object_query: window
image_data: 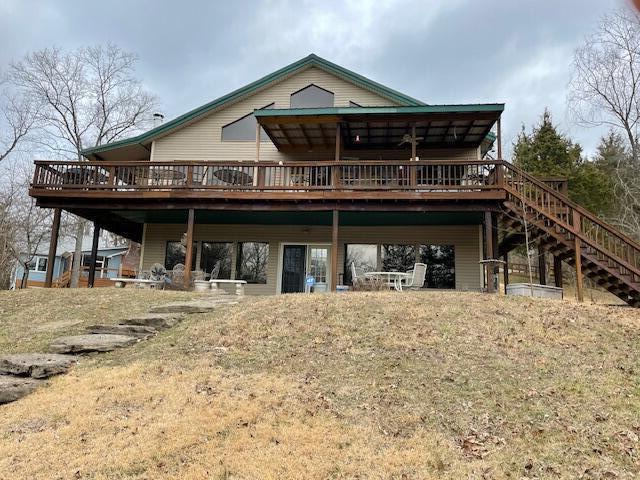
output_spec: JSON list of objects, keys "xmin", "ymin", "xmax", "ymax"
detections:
[
  {"xmin": 420, "ymin": 245, "xmax": 455, "ymax": 289},
  {"xmin": 200, "ymin": 242, "xmax": 232, "ymax": 279},
  {"xmin": 236, "ymin": 242, "xmax": 269, "ymax": 284},
  {"xmin": 221, "ymin": 103, "xmax": 274, "ymax": 141},
  {"xmin": 381, "ymin": 245, "xmax": 416, "ymax": 273},
  {"xmin": 165, "ymin": 241, "xmax": 197, "ymax": 271},
  {"xmin": 28, "ymin": 256, "xmax": 48, "ymax": 272},
  {"xmin": 81, "ymin": 254, "xmax": 109, "ymax": 277},
  {"xmin": 344, "ymin": 244, "xmax": 377, "ymax": 285},
  {"xmin": 290, "ymin": 84, "xmax": 334, "ymax": 108}
]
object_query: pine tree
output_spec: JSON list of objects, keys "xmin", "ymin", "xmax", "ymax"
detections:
[{"xmin": 513, "ymin": 110, "xmax": 614, "ymax": 216}]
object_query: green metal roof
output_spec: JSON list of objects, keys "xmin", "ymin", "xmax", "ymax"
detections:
[
  {"xmin": 254, "ymin": 104, "xmax": 505, "ymax": 118},
  {"xmin": 82, "ymin": 54, "xmax": 426, "ymax": 157}
]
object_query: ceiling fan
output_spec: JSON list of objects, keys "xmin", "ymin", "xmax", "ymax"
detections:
[{"xmin": 398, "ymin": 133, "xmax": 424, "ymax": 146}]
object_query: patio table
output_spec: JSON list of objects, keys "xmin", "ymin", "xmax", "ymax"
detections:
[{"xmin": 364, "ymin": 271, "xmax": 411, "ymax": 291}]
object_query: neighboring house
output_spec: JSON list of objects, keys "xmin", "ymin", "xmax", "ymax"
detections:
[
  {"xmin": 27, "ymin": 54, "xmax": 640, "ymax": 305},
  {"xmin": 14, "ymin": 240, "xmax": 139, "ymax": 288}
]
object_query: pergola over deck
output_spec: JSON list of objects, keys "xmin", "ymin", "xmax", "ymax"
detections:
[{"xmin": 254, "ymin": 104, "xmax": 504, "ymax": 154}]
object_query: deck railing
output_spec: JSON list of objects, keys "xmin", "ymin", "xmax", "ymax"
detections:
[{"xmin": 32, "ymin": 159, "xmax": 505, "ymax": 193}]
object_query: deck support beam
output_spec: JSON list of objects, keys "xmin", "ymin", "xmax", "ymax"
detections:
[
  {"xmin": 44, "ymin": 208, "xmax": 62, "ymax": 288},
  {"xmin": 87, "ymin": 222, "xmax": 101, "ymax": 288},
  {"xmin": 573, "ymin": 211, "xmax": 584, "ymax": 302},
  {"xmin": 502, "ymin": 252, "xmax": 509, "ymax": 294},
  {"xmin": 538, "ymin": 244, "xmax": 547, "ymax": 285},
  {"xmin": 184, "ymin": 208, "xmax": 195, "ymax": 288},
  {"xmin": 484, "ymin": 211, "xmax": 495, "ymax": 293},
  {"xmin": 497, "ymin": 117, "xmax": 503, "ymax": 159},
  {"xmin": 553, "ymin": 255, "xmax": 563, "ymax": 288},
  {"xmin": 331, "ymin": 210, "xmax": 339, "ymax": 291}
]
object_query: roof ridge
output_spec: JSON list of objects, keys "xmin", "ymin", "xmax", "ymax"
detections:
[{"xmin": 83, "ymin": 54, "xmax": 425, "ymax": 157}]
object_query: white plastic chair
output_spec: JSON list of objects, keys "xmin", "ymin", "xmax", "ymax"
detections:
[{"xmin": 400, "ymin": 263, "xmax": 427, "ymax": 291}]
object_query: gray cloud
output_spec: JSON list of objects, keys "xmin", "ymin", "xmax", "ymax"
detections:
[{"xmin": 0, "ymin": 0, "xmax": 623, "ymax": 156}]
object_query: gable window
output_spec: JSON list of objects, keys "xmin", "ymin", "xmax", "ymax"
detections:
[
  {"xmin": 27, "ymin": 256, "xmax": 48, "ymax": 272},
  {"xmin": 200, "ymin": 242, "xmax": 233, "ymax": 279},
  {"xmin": 290, "ymin": 84, "xmax": 334, "ymax": 108},
  {"xmin": 236, "ymin": 242, "xmax": 268, "ymax": 284},
  {"xmin": 221, "ymin": 103, "xmax": 274, "ymax": 141}
]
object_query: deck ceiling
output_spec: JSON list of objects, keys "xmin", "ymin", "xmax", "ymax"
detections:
[{"xmin": 255, "ymin": 105, "xmax": 503, "ymax": 151}]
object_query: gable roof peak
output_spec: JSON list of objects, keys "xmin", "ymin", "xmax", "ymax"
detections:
[{"xmin": 82, "ymin": 53, "xmax": 424, "ymax": 158}]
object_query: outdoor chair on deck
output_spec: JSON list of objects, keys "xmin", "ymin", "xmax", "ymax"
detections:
[
  {"xmin": 170, "ymin": 263, "xmax": 186, "ymax": 289},
  {"xmin": 400, "ymin": 263, "xmax": 427, "ymax": 291}
]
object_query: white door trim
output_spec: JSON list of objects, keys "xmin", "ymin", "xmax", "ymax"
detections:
[{"xmin": 276, "ymin": 242, "xmax": 332, "ymax": 294}]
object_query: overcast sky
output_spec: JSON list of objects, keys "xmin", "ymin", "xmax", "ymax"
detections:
[{"xmin": 0, "ymin": 0, "xmax": 626, "ymax": 157}]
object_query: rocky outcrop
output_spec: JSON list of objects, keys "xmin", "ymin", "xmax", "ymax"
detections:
[
  {"xmin": 0, "ymin": 353, "xmax": 76, "ymax": 379},
  {"xmin": 48, "ymin": 334, "xmax": 138, "ymax": 354},
  {"xmin": 0, "ymin": 375, "xmax": 43, "ymax": 404}
]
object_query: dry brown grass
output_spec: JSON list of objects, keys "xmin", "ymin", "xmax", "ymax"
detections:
[
  {"xmin": 1, "ymin": 289, "xmax": 640, "ymax": 479},
  {"xmin": 0, "ymin": 288, "xmax": 199, "ymax": 353}
]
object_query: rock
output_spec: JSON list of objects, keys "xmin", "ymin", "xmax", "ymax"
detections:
[
  {"xmin": 118, "ymin": 313, "xmax": 183, "ymax": 329},
  {"xmin": 0, "ymin": 375, "xmax": 43, "ymax": 404},
  {"xmin": 0, "ymin": 353, "xmax": 76, "ymax": 379},
  {"xmin": 148, "ymin": 299, "xmax": 233, "ymax": 314},
  {"xmin": 48, "ymin": 334, "xmax": 138, "ymax": 354},
  {"xmin": 86, "ymin": 324, "xmax": 158, "ymax": 339}
]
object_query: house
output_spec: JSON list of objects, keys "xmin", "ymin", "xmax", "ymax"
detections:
[
  {"xmin": 13, "ymin": 240, "xmax": 139, "ymax": 288},
  {"xmin": 28, "ymin": 54, "xmax": 640, "ymax": 305}
]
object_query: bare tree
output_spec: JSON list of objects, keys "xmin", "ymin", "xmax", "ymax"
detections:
[
  {"xmin": 0, "ymin": 161, "xmax": 51, "ymax": 289},
  {"xmin": 569, "ymin": 7, "xmax": 640, "ymax": 238},
  {"xmin": 8, "ymin": 44, "xmax": 157, "ymax": 286},
  {"xmin": 0, "ymin": 88, "xmax": 38, "ymax": 163}
]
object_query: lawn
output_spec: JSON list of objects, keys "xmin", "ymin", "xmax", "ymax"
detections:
[{"xmin": 0, "ymin": 288, "xmax": 639, "ymax": 479}]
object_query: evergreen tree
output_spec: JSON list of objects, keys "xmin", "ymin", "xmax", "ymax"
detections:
[{"xmin": 513, "ymin": 110, "xmax": 614, "ymax": 216}]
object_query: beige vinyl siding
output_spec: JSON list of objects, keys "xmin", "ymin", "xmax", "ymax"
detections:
[
  {"xmin": 152, "ymin": 66, "xmax": 401, "ymax": 163},
  {"xmin": 142, "ymin": 224, "xmax": 482, "ymax": 295}
]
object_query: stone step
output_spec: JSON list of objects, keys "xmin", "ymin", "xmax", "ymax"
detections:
[
  {"xmin": 148, "ymin": 299, "xmax": 238, "ymax": 314},
  {"xmin": 49, "ymin": 334, "xmax": 138, "ymax": 354},
  {"xmin": 0, "ymin": 375, "xmax": 43, "ymax": 404},
  {"xmin": 118, "ymin": 313, "xmax": 184, "ymax": 329},
  {"xmin": 0, "ymin": 353, "xmax": 77, "ymax": 379},
  {"xmin": 86, "ymin": 324, "xmax": 158, "ymax": 339}
]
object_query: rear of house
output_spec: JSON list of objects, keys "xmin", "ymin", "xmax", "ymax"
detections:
[{"xmin": 31, "ymin": 54, "xmax": 640, "ymax": 305}]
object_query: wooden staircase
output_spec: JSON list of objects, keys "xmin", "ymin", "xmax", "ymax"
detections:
[{"xmin": 499, "ymin": 162, "xmax": 640, "ymax": 307}]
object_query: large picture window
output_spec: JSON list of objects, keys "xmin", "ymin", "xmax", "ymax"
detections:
[
  {"xmin": 344, "ymin": 244, "xmax": 377, "ymax": 285},
  {"xmin": 200, "ymin": 242, "xmax": 232, "ymax": 279},
  {"xmin": 381, "ymin": 244, "xmax": 416, "ymax": 273},
  {"xmin": 165, "ymin": 241, "xmax": 197, "ymax": 271},
  {"xmin": 236, "ymin": 242, "xmax": 268, "ymax": 284},
  {"xmin": 420, "ymin": 245, "xmax": 455, "ymax": 289}
]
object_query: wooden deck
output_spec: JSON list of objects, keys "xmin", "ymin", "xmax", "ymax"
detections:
[{"xmin": 30, "ymin": 159, "xmax": 507, "ymax": 203}]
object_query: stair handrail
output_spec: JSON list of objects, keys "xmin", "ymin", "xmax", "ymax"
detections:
[{"xmin": 501, "ymin": 161, "xmax": 640, "ymax": 274}]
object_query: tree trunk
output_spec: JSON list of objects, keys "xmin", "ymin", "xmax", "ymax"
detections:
[
  {"xmin": 70, "ymin": 220, "xmax": 86, "ymax": 288},
  {"xmin": 20, "ymin": 267, "xmax": 29, "ymax": 289}
]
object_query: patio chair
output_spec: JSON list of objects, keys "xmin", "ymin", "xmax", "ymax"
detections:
[
  {"xmin": 400, "ymin": 263, "xmax": 427, "ymax": 291},
  {"xmin": 171, "ymin": 264, "xmax": 186, "ymax": 289},
  {"xmin": 210, "ymin": 261, "xmax": 221, "ymax": 280}
]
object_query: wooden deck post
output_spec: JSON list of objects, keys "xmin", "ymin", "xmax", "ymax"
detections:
[
  {"xmin": 572, "ymin": 210, "xmax": 584, "ymax": 302},
  {"xmin": 87, "ymin": 222, "xmax": 101, "ymax": 288},
  {"xmin": 538, "ymin": 244, "xmax": 547, "ymax": 286},
  {"xmin": 553, "ymin": 255, "xmax": 563, "ymax": 288},
  {"xmin": 184, "ymin": 208, "xmax": 195, "ymax": 288},
  {"xmin": 503, "ymin": 252, "xmax": 509, "ymax": 294},
  {"xmin": 410, "ymin": 124, "xmax": 417, "ymax": 186},
  {"xmin": 484, "ymin": 211, "xmax": 495, "ymax": 293},
  {"xmin": 331, "ymin": 210, "xmax": 339, "ymax": 291},
  {"xmin": 44, "ymin": 208, "xmax": 62, "ymax": 288},
  {"xmin": 332, "ymin": 123, "xmax": 341, "ymax": 188},
  {"xmin": 497, "ymin": 117, "xmax": 503, "ymax": 159}
]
